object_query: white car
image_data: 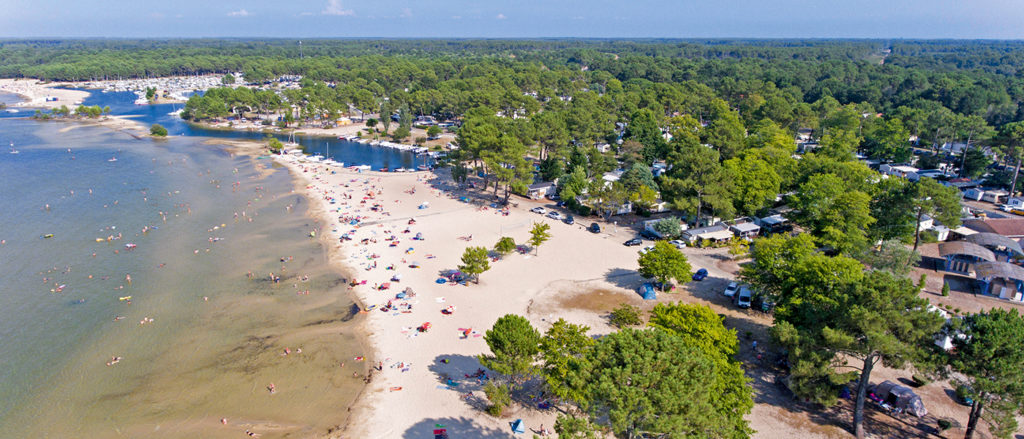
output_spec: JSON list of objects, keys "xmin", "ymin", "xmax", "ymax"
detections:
[
  {"xmin": 999, "ymin": 204, "xmax": 1014, "ymax": 212},
  {"xmin": 640, "ymin": 245, "xmax": 655, "ymax": 255},
  {"xmin": 723, "ymin": 282, "xmax": 739, "ymax": 298},
  {"xmin": 546, "ymin": 211, "xmax": 562, "ymax": 220},
  {"xmin": 669, "ymin": 239, "xmax": 687, "ymax": 249},
  {"xmin": 530, "ymin": 207, "xmax": 546, "ymax": 214}
]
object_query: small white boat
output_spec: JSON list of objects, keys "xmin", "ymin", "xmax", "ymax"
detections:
[
  {"xmin": 108, "ymin": 157, "xmax": 118, "ymax": 162},
  {"xmin": 9, "ymin": 142, "xmax": 18, "ymax": 154}
]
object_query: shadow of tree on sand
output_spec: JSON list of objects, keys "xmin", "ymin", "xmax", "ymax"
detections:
[
  {"xmin": 401, "ymin": 416, "xmax": 513, "ymax": 439},
  {"xmin": 604, "ymin": 267, "xmax": 643, "ymax": 290},
  {"xmin": 426, "ymin": 354, "xmax": 492, "ymax": 412}
]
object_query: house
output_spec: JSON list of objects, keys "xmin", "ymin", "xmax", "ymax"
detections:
[
  {"xmin": 651, "ymin": 161, "xmax": 668, "ymax": 177},
  {"xmin": 681, "ymin": 224, "xmax": 733, "ymax": 246},
  {"xmin": 963, "ymin": 188, "xmax": 985, "ymax": 201},
  {"xmin": 982, "ymin": 189, "xmax": 1009, "ymax": 204},
  {"xmin": 730, "ymin": 222, "xmax": 761, "ymax": 239},
  {"xmin": 755, "ymin": 214, "xmax": 790, "ymax": 234},
  {"xmin": 1007, "ymin": 198, "xmax": 1024, "ymax": 209},
  {"xmin": 964, "ymin": 218, "xmax": 1024, "ymax": 240},
  {"xmin": 918, "ymin": 214, "xmax": 934, "ymax": 232},
  {"xmin": 643, "ymin": 218, "xmax": 688, "ymax": 238},
  {"xmin": 944, "ymin": 178, "xmax": 980, "ymax": 191},
  {"xmin": 796, "ymin": 128, "xmax": 814, "ymax": 142},
  {"xmin": 915, "ymin": 169, "xmax": 948, "ymax": 180},
  {"xmin": 880, "ymin": 164, "xmax": 920, "ymax": 181},
  {"xmin": 602, "ymin": 170, "xmax": 624, "ymax": 186},
  {"xmin": 526, "ymin": 182, "xmax": 556, "ymax": 200},
  {"xmin": 595, "ymin": 143, "xmax": 611, "ymax": 153}
]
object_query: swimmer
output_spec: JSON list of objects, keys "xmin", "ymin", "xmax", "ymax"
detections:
[{"xmin": 106, "ymin": 356, "xmax": 122, "ymax": 366}]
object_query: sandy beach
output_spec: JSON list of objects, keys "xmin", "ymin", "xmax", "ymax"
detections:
[
  {"xmin": 0, "ymin": 78, "xmax": 90, "ymax": 109},
  {"xmin": 270, "ymin": 153, "xmax": 754, "ymax": 438}
]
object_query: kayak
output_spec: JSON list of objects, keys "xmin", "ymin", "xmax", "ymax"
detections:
[
  {"xmin": 42, "ymin": 234, "xmax": 54, "ymax": 239},
  {"xmin": 118, "ymin": 296, "xmax": 132, "ymax": 301}
]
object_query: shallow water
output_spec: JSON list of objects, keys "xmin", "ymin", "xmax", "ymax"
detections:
[{"xmin": 0, "ymin": 118, "xmax": 366, "ymax": 437}]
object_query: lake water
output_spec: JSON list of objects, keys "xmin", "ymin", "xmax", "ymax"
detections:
[
  {"xmin": 0, "ymin": 98, "xmax": 368, "ymax": 437},
  {"xmin": 77, "ymin": 90, "xmax": 432, "ymax": 171}
]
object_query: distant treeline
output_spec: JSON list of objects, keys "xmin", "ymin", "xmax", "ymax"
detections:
[{"xmin": 3, "ymin": 39, "xmax": 1024, "ymax": 126}]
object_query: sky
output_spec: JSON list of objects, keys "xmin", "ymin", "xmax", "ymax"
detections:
[{"xmin": 1, "ymin": 0, "xmax": 1023, "ymax": 39}]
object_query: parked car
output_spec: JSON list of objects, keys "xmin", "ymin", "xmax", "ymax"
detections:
[
  {"xmin": 735, "ymin": 287, "xmax": 752, "ymax": 308},
  {"xmin": 563, "ymin": 215, "xmax": 575, "ymax": 225},
  {"xmin": 692, "ymin": 268, "xmax": 708, "ymax": 281},
  {"xmin": 639, "ymin": 229, "xmax": 661, "ymax": 240},
  {"xmin": 668, "ymin": 239, "xmax": 687, "ymax": 249},
  {"xmin": 753, "ymin": 293, "xmax": 775, "ymax": 313},
  {"xmin": 999, "ymin": 204, "xmax": 1013, "ymax": 212},
  {"xmin": 623, "ymin": 238, "xmax": 642, "ymax": 246},
  {"xmin": 723, "ymin": 282, "xmax": 739, "ymax": 298},
  {"xmin": 530, "ymin": 207, "xmax": 546, "ymax": 214},
  {"xmin": 588, "ymin": 223, "xmax": 601, "ymax": 233},
  {"xmin": 546, "ymin": 211, "xmax": 562, "ymax": 220},
  {"xmin": 640, "ymin": 245, "xmax": 655, "ymax": 255}
]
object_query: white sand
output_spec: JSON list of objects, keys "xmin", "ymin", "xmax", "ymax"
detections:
[
  {"xmin": 271, "ymin": 154, "xmax": 747, "ymax": 438},
  {"xmin": 0, "ymin": 78, "xmax": 91, "ymax": 109}
]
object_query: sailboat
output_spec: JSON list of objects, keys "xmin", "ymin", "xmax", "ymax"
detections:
[{"xmin": 9, "ymin": 141, "xmax": 18, "ymax": 154}]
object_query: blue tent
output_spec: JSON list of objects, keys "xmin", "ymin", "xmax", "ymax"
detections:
[
  {"xmin": 511, "ymin": 419, "xmax": 525, "ymax": 434},
  {"xmin": 639, "ymin": 283, "xmax": 657, "ymax": 300}
]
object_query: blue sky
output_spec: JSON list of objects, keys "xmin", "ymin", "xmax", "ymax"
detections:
[{"xmin": 1, "ymin": 0, "xmax": 1022, "ymax": 39}]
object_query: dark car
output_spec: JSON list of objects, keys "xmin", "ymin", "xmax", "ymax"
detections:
[
  {"xmin": 639, "ymin": 229, "xmax": 660, "ymax": 240},
  {"xmin": 563, "ymin": 215, "xmax": 574, "ymax": 225},
  {"xmin": 588, "ymin": 223, "xmax": 601, "ymax": 233},
  {"xmin": 624, "ymin": 238, "xmax": 642, "ymax": 246},
  {"xmin": 692, "ymin": 268, "xmax": 708, "ymax": 281}
]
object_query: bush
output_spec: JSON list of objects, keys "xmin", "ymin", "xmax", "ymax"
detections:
[
  {"xmin": 955, "ymin": 384, "xmax": 972, "ymax": 401},
  {"xmin": 918, "ymin": 273, "xmax": 927, "ymax": 288},
  {"xmin": 149, "ymin": 124, "xmax": 168, "ymax": 137},
  {"xmin": 938, "ymin": 419, "xmax": 952, "ymax": 431},
  {"xmin": 483, "ymin": 381, "xmax": 510, "ymax": 417},
  {"xmin": 415, "ymin": 136, "xmax": 427, "ymax": 144},
  {"xmin": 954, "ymin": 307, "xmax": 961, "ymax": 314},
  {"xmin": 609, "ymin": 304, "xmax": 642, "ymax": 328},
  {"xmin": 911, "ymin": 374, "xmax": 930, "ymax": 387},
  {"xmin": 919, "ymin": 229, "xmax": 939, "ymax": 244},
  {"xmin": 941, "ymin": 282, "xmax": 950, "ymax": 296}
]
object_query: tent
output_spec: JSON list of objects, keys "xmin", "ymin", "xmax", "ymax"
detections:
[
  {"xmin": 638, "ymin": 283, "xmax": 657, "ymax": 300},
  {"xmin": 871, "ymin": 380, "xmax": 927, "ymax": 417},
  {"xmin": 511, "ymin": 419, "xmax": 525, "ymax": 434}
]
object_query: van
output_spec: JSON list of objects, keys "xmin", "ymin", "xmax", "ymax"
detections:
[{"xmin": 735, "ymin": 287, "xmax": 752, "ymax": 309}]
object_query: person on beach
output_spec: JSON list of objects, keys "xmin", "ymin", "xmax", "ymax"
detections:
[{"xmin": 267, "ymin": 383, "xmax": 275, "ymax": 394}]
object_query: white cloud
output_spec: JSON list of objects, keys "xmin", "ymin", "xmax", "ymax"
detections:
[
  {"xmin": 227, "ymin": 9, "xmax": 250, "ymax": 17},
  {"xmin": 298, "ymin": 12, "xmax": 314, "ymax": 16},
  {"xmin": 322, "ymin": 0, "xmax": 355, "ymax": 16},
  {"xmin": 496, "ymin": 13, "xmax": 506, "ymax": 20},
  {"xmin": 400, "ymin": 7, "xmax": 413, "ymax": 18},
  {"xmin": 451, "ymin": 15, "xmax": 462, "ymax": 20}
]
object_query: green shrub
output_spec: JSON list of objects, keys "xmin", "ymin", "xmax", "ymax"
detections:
[
  {"xmin": 149, "ymin": 123, "xmax": 168, "ymax": 137},
  {"xmin": 938, "ymin": 419, "xmax": 952, "ymax": 431},
  {"xmin": 609, "ymin": 304, "xmax": 642, "ymax": 328},
  {"xmin": 918, "ymin": 273, "xmax": 928, "ymax": 288},
  {"xmin": 911, "ymin": 374, "xmax": 930, "ymax": 387},
  {"xmin": 954, "ymin": 307, "xmax": 961, "ymax": 314},
  {"xmin": 941, "ymin": 282, "xmax": 950, "ymax": 296},
  {"xmin": 483, "ymin": 381, "xmax": 510, "ymax": 417}
]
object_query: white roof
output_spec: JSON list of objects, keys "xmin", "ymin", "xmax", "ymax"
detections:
[
  {"xmin": 698, "ymin": 229, "xmax": 734, "ymax": 240},
  {"xmin": 731, "ymin": 222, "xmax": 760, "ymax": 233},
  {"xmin": 761, "ymin": 214, "xmax": 787, "ymax": 225}
]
